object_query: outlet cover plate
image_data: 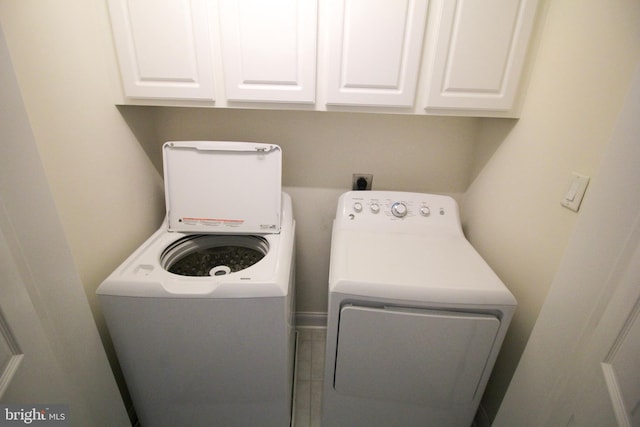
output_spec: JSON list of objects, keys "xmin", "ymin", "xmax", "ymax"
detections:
[{"xmin": 561, "ymin": 173, "xmax": 590, "ymax": 212}]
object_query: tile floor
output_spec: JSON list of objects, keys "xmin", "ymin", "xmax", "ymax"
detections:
[{"xmin": 292, "ymin": 327, "xmax": 326, "ymax": 427}]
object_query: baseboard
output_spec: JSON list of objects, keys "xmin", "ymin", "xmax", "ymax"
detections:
[
  {"xmin": 128, "ymin": 404, "xmax": 139, "ymax": 427},
  {"xmin": 473, "ymin": 404, "xmax": 491, "ymax": 427},
  {"xmin": 295, "ymin": 312, "xmax": 327, "ymax": 328}
]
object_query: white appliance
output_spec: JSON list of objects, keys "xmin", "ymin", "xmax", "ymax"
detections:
[
  {"xmin": 322, "ymin": 191, "xmax": 516, "ymax": 427},
  {"xmin": 97, "ymin": 141, "xmax": 295, "ymax": 427}
]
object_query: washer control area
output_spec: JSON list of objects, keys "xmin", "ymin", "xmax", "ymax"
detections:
[
  {"xmin": 347, "ymin": 193, "xmax": 450, "ymax": 218},
  {"xmin": 338, "ymin": 191, "xmax": 462, "ymax": 234}
]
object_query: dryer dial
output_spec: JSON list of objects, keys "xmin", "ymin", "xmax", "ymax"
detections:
[{"xmin": 391, "ymin": 202, "xmax": 408, "ymax": 218}]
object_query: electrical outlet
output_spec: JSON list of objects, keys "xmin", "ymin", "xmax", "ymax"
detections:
[{"xmin": 352, "ymin": 174, "xmax": 373, "ymax": 191}]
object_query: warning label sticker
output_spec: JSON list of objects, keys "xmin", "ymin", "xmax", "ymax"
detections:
[{"xmin": 179, "ymin": 217, "xmax": 245, "ymax": 228}]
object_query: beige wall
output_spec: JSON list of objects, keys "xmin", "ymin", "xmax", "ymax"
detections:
[
  {"xmin": 149, "ymin": 108, "xmax": 479, "ymax": 193},
  {"xmin": 0, "ymin": 0, "xmax": 165, "ymax": 312},
  {"xmin": 462, "ymin": 0, "xmax": 640, "ymax": 419}
]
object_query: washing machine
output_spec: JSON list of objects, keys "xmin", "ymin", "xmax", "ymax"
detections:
[
  {"xmin": 97, "ymin": 141, "xmax": 296, "ymax": 427},
  {"xmin": 322, "ymin": 191, "xmax": 516, "ymax": 427}
]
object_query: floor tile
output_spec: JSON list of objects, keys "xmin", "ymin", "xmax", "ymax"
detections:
[{"xmin": 294, "ymin": 327, "xmax": 326, "ymax": 427}]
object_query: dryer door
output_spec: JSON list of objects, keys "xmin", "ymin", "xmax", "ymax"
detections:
[{"xmin": 334, "ymin": 305, "xmax": 500, "ymax": 405}]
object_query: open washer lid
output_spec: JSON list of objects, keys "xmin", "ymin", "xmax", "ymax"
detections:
[{"xmin": 163, "ymin": 141, "xmax": 282, "ymax": 234}]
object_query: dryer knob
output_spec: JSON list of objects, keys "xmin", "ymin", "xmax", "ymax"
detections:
[
  {"xmin": 391, "ymin": 202, "xmax": 408, "ymax": 218},
  {"xmin": 353, "ymin": 202, "xmax": 363, "ymax": 213}
]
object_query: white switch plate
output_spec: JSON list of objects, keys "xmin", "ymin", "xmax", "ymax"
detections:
[{"xmin": 561, "ymin": 173, "xmax": 590, "ymax": 212}]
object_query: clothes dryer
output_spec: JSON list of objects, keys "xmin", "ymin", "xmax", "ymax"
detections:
[
  {"xmin": 97, "ymin": 141, "xmax": 295, "ymax": 427},
  {"xmin": 322, "ymin": 191, "xmax": 516, "ymax": 427}
]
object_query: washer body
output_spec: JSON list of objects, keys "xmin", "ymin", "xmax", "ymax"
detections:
[
  {"xmin": 322, "ymin": 191, "xmax": 516, "ymax": 427},
  {"xmin": 97, "ymin": 142, "xmax": 295, "ymax": 427}
]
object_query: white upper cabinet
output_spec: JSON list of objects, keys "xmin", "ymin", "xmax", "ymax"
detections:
[
  {"xmin": 423, "ymin": 0, "xmax": 539, "ymax": 113},
  {"xmin": 108, "ymin": 0, "xmax": 216, "ymax": 101},
  {"xmin": 325, "ymin": 0, "xmax": 429, "ymax": 108},
  {"xmin": 218, "ymin": 0, "xmax": 318, "ymax": 103},
  {"xmin": 106, "ymin": 0, "xmax": 541, "ymax": 115}
]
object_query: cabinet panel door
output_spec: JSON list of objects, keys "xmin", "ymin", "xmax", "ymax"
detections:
[
  {"xmin": 108, "ymin": 0, "xmax": 215, "ymax": 100},
  {"xmin": 424, "ymin": 0, "xmax": 538, "ymax": 112},
  {"xmin": 326, "ymin": 0, "xmax": 428, "ymax": 107},
  {"xmin": 219, "ymin": 0, "xmax": 317, "ymax": 103}
]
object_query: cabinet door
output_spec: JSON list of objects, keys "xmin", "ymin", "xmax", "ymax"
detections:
[
  {"xmin": 326, "ymin": 0, "xmax": 428, "ymax": 108},
  {"xmin": 424, "ymin": 0, "xmax": 538, "ymax": 112},
  {"xmin": 108, "ymin": 0, "xmax": 215, "ymax": 100},
  {"xmin": 218, "ymin": 0, "xmax": 318, "ymax": 103}
]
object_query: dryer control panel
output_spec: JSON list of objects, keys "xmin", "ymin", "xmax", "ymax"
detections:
[{"xmin": 335, "ymin": 191, "xmax": 463, "ymax": 235}]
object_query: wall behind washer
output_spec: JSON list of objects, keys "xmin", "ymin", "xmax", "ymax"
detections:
[{"xmin": 143, "ymin": 107, "xmax": 481, "ymax": 313}]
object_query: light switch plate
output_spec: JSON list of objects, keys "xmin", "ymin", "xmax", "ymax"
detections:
[{"xmin": 561, "ymin": 173, "xmax": 590, "ymax": 212}]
